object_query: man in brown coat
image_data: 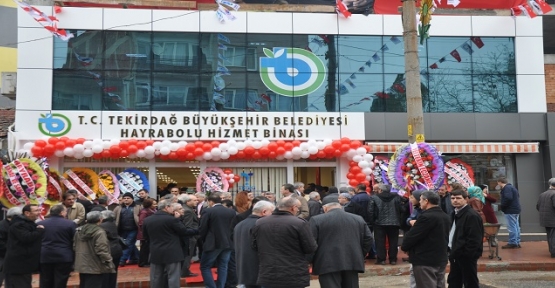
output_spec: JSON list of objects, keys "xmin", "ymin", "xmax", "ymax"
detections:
[
  {"xmin": 281, "ymin": 183, "xmax": 309, "ymax": 219},
  {"xmin": 537, "ymin": 178, "xmax": 555, "ymax": 257}
]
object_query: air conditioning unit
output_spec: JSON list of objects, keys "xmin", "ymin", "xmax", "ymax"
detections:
[{"xmin": 1, "ymin": 72, "xmax": 16, "ymax": 95}]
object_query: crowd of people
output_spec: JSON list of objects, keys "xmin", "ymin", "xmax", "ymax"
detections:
[{"xmin": 0, "ymin": 175, "xmax": 539, "ymax": 288}]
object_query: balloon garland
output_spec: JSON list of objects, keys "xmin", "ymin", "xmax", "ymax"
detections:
[
  {"xmin": 388, "ymin": 142, "xmax": 444, "ymax": 193},
  {"xmin": 444, "ymin": 158, "xmax": 475, "ymax": 188},
  {"xmin": 197, "ymin": 167, "xmax": 230, "ymax": 194},
  {"xmin": 0, "ymin": 158, "xmax": 47, "ymax": 208}
]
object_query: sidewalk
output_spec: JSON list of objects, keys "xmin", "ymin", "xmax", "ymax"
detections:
[{"xmin": 31, "ymin": 241, "xmax": 555, "ymax": 287}]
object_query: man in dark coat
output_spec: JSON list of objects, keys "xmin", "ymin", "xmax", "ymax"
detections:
[
  {"xmin": 498, "ymin": 177, "xmax": 521, "ymax": 249},
  {"xmin": 307, "ymin": 192, "xmax": 322, "ymax": 220},
  {"xmin": 447, "ymin": 189, "xmax": 484, "ymax": 288},
  {"xmin": 181, "ymin": 194, "xmax": 200, "ymax": 277},
  {"xmin": 321, "ymin": 186, "xmax": 340, "ymax": 205},
  {"xmin": 234, "ymin": 201, "xmax": 275, "ymax": 288},
  {"xmin": 4, "ymin": 204, "xmax": 45, "ymax": 288},
  {"xmin": 99, "ymin": 210, "xmax": 124, "ymax": 288},
  {"xmin": 438, "ymin": 184, "xmax": 454, "ymax": 219},
  {"xmin": 401, "ymin": 191, "xmax": 451, "ymax": 288},
  {"xmin": 39, "ymin": 204, "xmax": 77, "ymax": 288},
  {"xmin": 536, "ymin": 178, "xmax": 555, "ymax": 257},
  {"xmin": 309, "ymin": 202, "xmax": 372, "ymax": 288},
  {"xmin": 251, "ymin": 196, "xmax": 318, "ymax": 288},
  {"xmin": 339, "ymin": 193, "xmax": 364, "ymax": 216},
  {"xmin": 143, "ymin": 199, "xmax": 198, "ymax": 288},
  {"xmin": 199, "ymin": 194, "xmax": 237, "ymax": 288},
  {"xmin": 0, "ymin": 207, "xmax": 22, "ymax": 286},
  {"xmin": 350, "ymin": 184, "xmax": 371, "ymax": 223}
]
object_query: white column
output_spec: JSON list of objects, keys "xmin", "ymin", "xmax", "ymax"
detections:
[
  {"xmin": 336, "ymin": 157, "xmax": 350, "ymax": 187},
  {"xmin": 148, "ymin": 159, "xmax": 157, "ymax": 199},
  {"xmin": 286, "ymin": 159, "xmax": 294, "ymax": 184}
]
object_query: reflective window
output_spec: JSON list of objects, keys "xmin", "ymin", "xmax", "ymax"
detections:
[{"xmin": 53, "ymin": 32, "xmax": 517, "ymax": 113}]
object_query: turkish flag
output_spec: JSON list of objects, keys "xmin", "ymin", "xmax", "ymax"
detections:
[
  {"xmin": 471, "ymin": 37, "xmax": 484, "ymax": 49},
  {"xmin": 450, "ymin": 50, "xmax": 462, "ymax": 62},
  {"xmin": 429, "ymin": 63, "xmax": 439, "ymax": 69},
  {"xmin": 520, "ymin": 4, "xmax": 537, "ymax": 18},
  {"xmin": 530, "ymin": 0, "xmax": 553, "ymax": 15}
]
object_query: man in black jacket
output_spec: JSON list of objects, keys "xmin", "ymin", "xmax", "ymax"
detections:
[
  {"xmin": 498, "ymin": 177, "xmax": 521, "ymax": 249},
  {"xmin": 252, "ymin": 196, "xmax": 317, "ymax": 288},
  {"xmin": 4, "ymin": 204, "xmax": 45, "ymax": 288},
  {"xmin": 0, "ymin": 207, "xmax": 22, "ymax": 286},
  {"xmin": 199, "ymin": 194, "xmax": 237, "ymax": 288},
  {"xmin": 368, "ymin": 184, "xmax": 404, "ymax": 265},
  {"xmin": 39, "ymin": 204, "xmax": 77, "ymax": 288},
  {"xmin": 310, "ymin": 202, "xmax": 372, "ymax": 287},
  {"xmin": 143, "ymin": 199, "xmax": 197, "ymax": 288},
  {"xmin": 447, "ymin": 189, "xmax": 484, "ymax": 288},
  {"xmin": 401, "ymin": 191, "xmax": 451, "ymax": 287},
  {"xmin": 180, "ymin": 194, "xmax": 200, "ymax": 277}
]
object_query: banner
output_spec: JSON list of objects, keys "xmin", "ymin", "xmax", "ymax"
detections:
[{"xmin": 374, "ymin": 0, "xmax": 528, "ymax": 14}]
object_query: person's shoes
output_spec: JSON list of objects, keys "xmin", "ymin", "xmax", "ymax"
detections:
[
  {"xmin": 501, "ymin": 244, "xmax": 518, "ymax": 249},
  {"xmin": 127, "ymin": 260, "xmax": 139, "ymax": 265},
  {"xmin": 390, "ymin": 261, "xmax": 397, "ymax": 265},
  {"xmin": 401, "ymin": 257, "xmax": 410, "ymax": 262},
  {"xmin": 119, "ymin": 262, "xmax": 126, "ymax": 267},
  {"xmin": 375, "ymin": 261, "xmax": 386, "ymax": 265},
  {"xmin": 517, "ymin": 244, "xmax": 522, "ymax": 248},
  {"xmin": 181, "ymin": 273, "xmax": 198, "ymax": 277}
]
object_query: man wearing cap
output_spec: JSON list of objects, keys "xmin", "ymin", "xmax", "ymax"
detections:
[{"xmin": 113, "ymin": 192, "xmax": 141, "ymax": 267}]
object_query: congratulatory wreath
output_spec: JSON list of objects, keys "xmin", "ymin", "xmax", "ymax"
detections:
[
  {"xmin": 196, "ymin": 167, "xmax": 229, "ymax": 194},
  {"xmin": 388, "ymin": 142, "xmax": 444, "ymax": 193},
  {"xmin": 1, "ymin": 158, "xmax": 47, "ymax": 208},
  {"xmin": 444, "ymin": 158, "xmax": 475, "ymax": 188}
]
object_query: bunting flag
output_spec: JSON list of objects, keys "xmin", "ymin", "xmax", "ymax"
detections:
[
  {"xmin": 13, "ymin": 1, "xmax": 73, "ymax": 41},
  {"xmin": 336, "ymin": 0, "xmax": 352, "ymax": 18},
  {"xmin": 218, "ymin": 34, "xmax": 230, "ymax": 44},
  {"xmin": 461, "ymin": 42, "xmax": 473, "ymax": 55},
  {"xmin": 450, "ymin": 49, "xmax": 462, "ymax": 62},
  {"xmin": 215, "ymin": 33, "xmax": 230, "ymax": 110},
  {"xmin": 380, "ymin": 44, "xmax": 389, "ymax": 51},
  {"xmin": 528, "ymin": 0, "xmax": 553, "ymax": 15},
  {"xmin": 346, "ymin": 79, "xmax": 356, "ymax": 89},
  {"xmin": 215, "ymin": 0, "xmax": 240, "ymax": 23},
  {"xmin": 372, "ymin": 53, "xmax": 381, "ymax": 62},
  {"xmin": 470, "ymin": 37, "xmax": 484, "ymax": 48},
  {"xmin": 390, "ymin": 36, "xmax": 401, "ymax": 44},
  {"xmin": 438, "ymin": 57, "xmax": 446, "ymax": 63},
  {"xmin": 429, "ymin": 63, "xmax": 438, "ymax": 69},
  {"xmin": 427, "ymin": 38, "xmax": 486, "ymax": 70}
]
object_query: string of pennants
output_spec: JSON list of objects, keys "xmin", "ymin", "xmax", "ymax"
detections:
[
  {"xmin": 428, "ymin": 36, "xmax": 484, "ymax": 69},
  {"xmin": 13, "ymin": 0, "xmax": 73, "ymax": 41},
  {"xmin": 213, "ymin": 34, "xmax": 231, "ymax": 110},
  {"xmin": 511, "ymin": 0, "xmax": 552, "ymax": 18}
]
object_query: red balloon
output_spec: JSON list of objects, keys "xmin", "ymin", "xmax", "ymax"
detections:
[
  {"xmin": 202, "ymin": 143, "xmax": 213, "ymax": 152},
  {"xmin": 55, "ymin": 142, "xmax": 66, "ymax": 150},
  {"xmin": 169, "ymin": 152, "xmax": 178, "ymax": 159},
  {"xmin": 159, "ymin": 155, "xmax": 168, "ymax": 160},
  {"xmin": 349, "ymin": 179, "xmax": 359, "ymax": 187},
  {"xmin": 44, "ymin": 144, "xmax": 55, "ymax": 153},
  {"xmin": 211, "ymin": 141, "xmax": 221, "ymax": 148},
  {"xmin": 31, "ymin": 146, "xmax": 43, "ymax": 155},
  {"xmin": 76, "ymin": 138, "xmax": 86, "ymax": 144},
  {"xmin": 356, "ymin": 173, "xmax": 366, "ymax": 182},
  {"xmin": 195, "ymin": 141, "xmax": 204, "ymax": 148},
  {"xmin": 364, "ymin": 145, "xmax": 371, "ymax": 152},
  {"xmin": 350, "ymin": 140, "xmax": 362, "ymax": 149},
  {"xmin": 101, "ymin": 150, "xmax": 111, "ymax": 158},
  {"xmin": 243, "ymin": 146, "xmax": 255, "ymax": 155},
  {"xmin": 350, "ymin": 166, "xmax": 362, "ymax": 174},
  {"xmin": 363, "ymin": 180, "xmax": 371, "ymax": 187},
  {"xmin": 268, "ymin": 151, "xmax": 277, "ymax": 158},
  {"xmin": 224, "ymin": 169, "xmax": 233, "ymax": 174},
  {"xmin": 236, "ymin": 151, "xmax": 245, "ymax": 158},
  {"xmin": 267, "ymin": 142, "xmax": 278, "ymax": 152},
  {"xmin": 109, "ymin": 145, "xmax": 121, "ymax": 154},
  {"xmin": 119, "ymin": 141, "xmax": 129, "ymax": 150},
  {"xmin": 186, "ymin": 153, "xmax": 195, "ymax": 159},
  {"xmin": 283, "ymin": 143, "xmax": 294, "ymax": 151},
  {"xmin": 316, "ymin": 151, "xmax": 326, "ymax": 158},
  {"xmin": 334, "ymin": 150, "xmax": 343, "ymax": 157},
  {"xmin": 120, "ymin": 150, "xmax": 129, "ymax": 157},
  {"xmin": 331, "ymin": 140, "xmax": 342, "ymax": 149},
  {"xmin": 259, "ymin": 147, "xmax": 270, "ymax": 155},
  {"xmin": 276, "ymin": 140, "xmax": 286, "ymax": 147},
  {"xmin": 47, "ymin": 137, "xmax": 59, "ymax": 145},
  {"xmin": 128, "ymin": 145, "xmax": 138, "ymax": 154},
  {"xmin": 185, "ymin": 144, "xmax": 195, "ymax": 152},
  {"xmin": 59, "ymin": 136, "xmax": 69, "ymax": 143},
  {"xmin": 340, "ymin": 137, "xmax": 351, "ymax": 144},
  {"xmin": 276, "ymin": 147, "xmax": 286, "ymax": 155},
  {"xmin": 92, "ymin": 153, "xmax": 102, "ymax": 159},
  {"xmin": 324, "ymin": 146, "xmax": 335, "ymax": 154},
  {"xmin": 292, "ymin": 140, "xmax": 301, "ymax": 147},
  {"xmin": 128, "ymin": 139, "xmax": 138, "ymax": 146},
  {"xmin": 349, "ymin": 161, "xmax": 358, "ymax": 167},
  {"xmin": 177, "ymin": 148, "xmax": 187, "ymax": 157},
  {"xmin": 340, "ymin": 144, "xmax": 350, "ymax": 152},
  {"xmin": 347, "ymin": 173, "xmax": 355, "ymax": 179},
  {"xmin": 145, "ymin": 140, "xmax": 155, "ymax": 146},
  {"xmin": 233, "ymin": 175, "xmax": 240, "ymax": 182},
  {"xmin": 194, "ymin": 148, "xmax": 204, "ymax": 156},
  {"xmin": 66, "ymin": 139, "xmax": 76, "ymax": 147},
  {"xmin": 252, "ymin": 152, "xmax": 261, "ymax": 159},
  {"xmin": 35, "ymin": 140, "xmax": 47, "ymax": 147},
  {"xmin": 137, "ymin": 141, "xmax": 147, "ymax": 149},
  {"xmin": 309, "ymin": 154, "xmax": 318, "ymax": 160}
]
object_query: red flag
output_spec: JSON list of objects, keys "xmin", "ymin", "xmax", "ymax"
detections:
[
  {"xmin": 532, "ymin": 0, "xmax": 553, "ymax": 15},
  {"xmin": 429, "ymin": 63, "xmax": 439, "ymax": 69},
  {"xmin": 450, "ymin": 50, "xmax": 462, "ymax": 62},
  {"xmin": 511, "ymin": 5, "xmax": 523, "ymax": 16},
  {"xmin": 520, "ymin": 4, "xmax": 537, "ymax": 18},
  {"xmin": 470, "ymin": 37, "xmax": 484, "ymax": 49},
  {"xmin": 336, "ymin": 0, "xmax": 352, "ymax": 18}
]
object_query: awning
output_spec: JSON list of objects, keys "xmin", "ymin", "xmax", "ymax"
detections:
[{"xmin": 365, "ymin": 142, "xmax": 540, "ymax": 154}]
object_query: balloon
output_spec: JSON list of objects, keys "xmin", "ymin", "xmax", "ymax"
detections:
[
  {"xmin": 349, "ymin": 161, "xmax": 358, "ymax": 167},
  {"xmin": 128, "ymin": 145, "xmax": 138, "ymax": 154},
  {"xmin": 363, "ymin": 154, "xmax": 374, "ymax": 162},
  {"xmin": 276, "ymin": 147, "xmax": 286, "ymax": 155},
  {"xmin": 47, "ymin": 137, "xmax": 59, "ymax": 145},
  {"xmin": 358, "ymin": 160, "xmax": 370, "ymax": 168},
  {"xmin": 347, "ymin": 173, "xmax": 355, "ymax": 179},
  {"xmin": 23, "ymin": 142, "xmax": 35, "ymax": 150},
  {"xmin": 44, "ymin": 144, "xmax": 55, "ymax": 153},
  {"xmin": 102, "ymin": 141, "xmax": 111, "ymax": 149},
  {"xmin": 229, "ymin": 179, "xmax": 235, "ymax": 184},
  {"xmin": 259, "ymin": 147, "xmax": 270, "ymax": 155},
  {"xmin": 101, "ymin": 150, "xmax": 111, "ymax": 158},
  {"xmin": 202, "ymin": 143, "xmax": 212, "ymax": 152},
  {"xmin": 291, "ymin": 140, "xmax": 301, "ymax": 147},
  {"xmin": 316, "ymin": 151, "xmax": 326, "ymax": 158},
  {"xmin": 109, "ymin": 145, "xmax": 121, "ymax": 154},
  {"xmin": 276, "ymin": 140, "xmax": 285, "ymax": 147},
  {"xmin": 224, "ymin": 169, "xmax": 233, "ymax": 175},
  {"xmin": 252, "ymin": 141, "xmax": 262, "ymax": 149},
  {"xmin": 252, "ymin": 152, "xmax": 261, "ymax": 159},
  {"xmin": 236, "ymin": 151, "xmax": 245, "ymax": 158},
  {"xmin": 35, "ymin": 140, "xmax": 47, "ymax": 147},
  {"xmin": 55, "ymin": 141, "xmax": 66, "ymax": 150},
  {"xmin": 284, "ymin": 151, "xmax": 293, "ymax": 159},
  {"xmin": 145, "ymin": 153, "xmax": 155, "ymax": 159},
  {"xmin": 211, "ymin": 148, "xmax": 222, "ymax": 156},
  {"xmin": 120, "ymin": 150, "xmax": 129, "ymax": 157},
  {"xmin": 350, "ymin": 140, "xmax": 362, "ymax": 149},
  {"xmin": 66, "ymin": 139, "xmax": 76, "ymax": 147},
  {"xmin": 136, "ymin": 150, "xmax": 146, "ymax": 158},
  {"xmin": 170, "ymin": 143, "xmax": 180, "ymax": 151},
  {"xmin": 334, "ymin": 150, "xmax": 343, "ymax": 157},
  {"xmin": 349, "ymin": 179, "xmax": 359, "ymax": 187},
  {"xmin": 346, "ymin": 149, "xmax": 357, "ymax": 158},
  {"xmin": 356, "ymin": 147, "xmax": 367, "ymax": 155},
  {"xmin": 340, "ymin": 144, "xmax": 350, "ymax": 152},
  {"xmin": 74, "ymin": 152, "xmax": 84, "ymax": 159},
  {"xmin": 153, "ymin": 142, "xmax": 162, "ymax": 150},
  {"xmin": 83, "ymin": 140, "xmax": 93, "ymax": 149},
  {"xmin": 169, "ymin": 152, "xmax": 178, "ymax": 159},
  {"xmin": 283, "ymin": 143, "xmax": 294, "ymax": 151},
  {"xmin": 268, "ymin": 151, "xmax": 277, "ymax": 158},
  {"xmin": 243, "ymin": 146, "xmax": 255, "ymax": 155},
  {"xmin": 160, "ymin": 147, "xmax": 171, "ymax": 155},
  {"xmin": 362, "ymin": 167, "xmax": 373, "ymax": 175},
  {"xmin": 291, "ymin": 147, "xmax": 302, "ymax": 156},
  {"xmin": 119, "ymin": 141, "xmax": 129, "ymax": 150},
  {"xmin": 144, "ymin": 146, "xmax": 155, "ymax": 154},
  {"xmin": 54, "ymin": 150, "xmax": 65, "ymax": 157},
  {"xmin": 210, "ymin": 141, "xmax": 221, "ymax": 148},
  {"xmin": 162, "ymin": 140, "xmax": 172, "ymax": 147},
  {"xmin": 228, "ymin": 146, "xmax": 238, "ymax": 155},
  {"xmin": 31, "ymin": 146, "xmax": 43, "ymax": 155},
  {"xmin": 63, "ymin": 147, "xmax": 74, "ymax": 156},
  {"xmin": 300, "ymin": 142, "xmax": 309, "ymax": 151},
  {"xmin": 203, "ymin": 152, "xmax": 213, "ymax": 160},
  {"xmin": 353, "ymin": 155, "xmax": 363, "ymax": 162},
  {"xmin": 267, "ymin": 142, "xmax": 278, "ymax": 152},
  {"xmin": 221, "ymin": 152, "xmax": 230, "ymax": 159},
  {"xmin": 177, "ymin": 148, "xmax": 187, "ymax": 157},
  {"xmin": 356, "ymin": 173, "xmax": 367, "ymax": 182},
  {"xmin": 233, "ymin": 175, "xmax": 240, "ymax": 182},
  {"xmin": 341, "ymin": 137, "xmax": 351, "ymax": 144},
  {"xmin": 324, "ymin": 146, "xmax": 335, "ymax": 154},
  {"xmin": 350, "ymin": 166, "xmax": 362, "ymax": 174},
  {"xmin": 137, "ymin": 141, "xmax": 147, "ymax": 149},
  {"xmin": 331, "ymin": 140, "xmax": 342, "ymax": 149},
  {"xmin": 308, "ymin": 146, "xmax": 318, "ymax": 155},
  {"xmin": 128, "ymin": 139, "xmax": 138, "ymax": 146},
  {"xmin": 194, "ymin": 148, "xmax": 204, "ymax": 156},
  {"xmin": 301, "ymin": 151, "xmax": 310, "ymax": 159},
  {"xmin": 219, "ymin": 143, "xmax": 229, "ymax": 151},
  {"xmin": 73, "ymin": 144, "xmax": 85, "ymax": 153}
]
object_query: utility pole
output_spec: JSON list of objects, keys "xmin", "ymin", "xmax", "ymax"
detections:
[{"xmin": 402, "ymin": 0, "xmax": 425, "ymax": 144}]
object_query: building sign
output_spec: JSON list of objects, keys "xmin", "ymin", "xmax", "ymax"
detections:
[
  {"xmin": 259, "ymin": 47, "xmax": 326, "ymax": 97},
  {"xmin": 19, "ymin": 111, "xmax": 365, "ymax": 141}
]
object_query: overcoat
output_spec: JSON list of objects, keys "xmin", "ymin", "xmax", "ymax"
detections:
[{"xmin": 233, "ymin": 215, "xmax": 261, "ymax": 285}]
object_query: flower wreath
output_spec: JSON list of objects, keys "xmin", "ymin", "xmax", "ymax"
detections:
[
  {"xmin": 44, "ymin": 168, "xmax": 65, "ymax": 206},
  {"xmin": 444, "ymin": 158, "xmax": 475, "ymax": 188},
  {"xmin": 98, "ymin": 170, "xmax": 120, "ymax": 204},
  {"xmin": 196, "ymin": 167, "xmax": 229, "ymax": 194},
  {"xmin": 62, "ymin": 168, "xmax": 99, "ymax": 200},
  {"xmin": 117, "ymin": 168, "xmax": 149, "ymax": 197},
  {"xmin": 388, "ymin": 142, "xmax": 444, "ymax": 192},
  {"xmin": 372, "ymin": 156, "xmax": 391, "ymax": 187},
  {"xmin": 0, "ymin": 158, "xmax": 47, "ymax": 208}
]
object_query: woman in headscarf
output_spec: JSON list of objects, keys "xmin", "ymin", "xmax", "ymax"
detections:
[
  {"xmin": 479, "ymin": 184, "xmax": 498, "ymax": 224},
  {"xmin": 467, "ymin": 186, "xmax": 487, "ymax": 223}
]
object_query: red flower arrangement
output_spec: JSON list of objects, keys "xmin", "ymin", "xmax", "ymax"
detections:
[{"xmin": 62, "ymin": 168, "xmax": 99, "ymax": 200}]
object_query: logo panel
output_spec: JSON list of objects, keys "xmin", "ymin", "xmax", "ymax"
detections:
[
  {"xmin": 259, "ymin": 47, "xmax": 326, "ymax": 97},
  {"xmin": 38, "ymin": 113, "xmax": 72, "ymax": 136}
]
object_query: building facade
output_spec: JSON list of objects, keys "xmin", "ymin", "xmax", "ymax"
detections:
[{"xmin": 12, "ymin": 5, "xmax": 552, "ymax": 233}]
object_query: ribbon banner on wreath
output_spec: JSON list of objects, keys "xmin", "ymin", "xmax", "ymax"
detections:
[
  {"xmin": 388, "ymin": 142, "xmax": 444, "ymax": 193},
  {"xmin": 196, "ymin": 167, "xmax": 230, "ymax": 194},
  {"xmin": 1, "ymin": 158, "xmax": 47, "ymax": 208},
  {"xmin": 444, "ymin": 158, "xmax": 475, "ymax": 188}
]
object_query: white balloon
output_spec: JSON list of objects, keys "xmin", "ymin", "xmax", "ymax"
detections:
[
  {"xmin": 83, "ymin": 149, "xmax": 94, "ymax": 157},
  {"xmin": 63, "ymin": 148, "xmax": 74, "ymax": 157},
  {"xmin": 308, "ymin": 146, "xmax": 319, "ymax": 155},
  {"xmin": 293, "ymin": 154, "xmax": 302, "ymax": 160},
  {"xmin": 366, "ymin": 175, "xmax": 372, "ymax": 181},
  {"xmin": 170, "ymin": 143, "xmax": 179, "ymax": 151},
  {"xmin": 23, "ymin": 142, "xmax": 34, "ymax": 150},
  {"xmin": 301, "ymin": 151, "xmax": 310, "ymax": 159},
  {"xmin": 228, "ymin": 173, "xmax": 235, "ymax": 179},
  {"xmin": 162, "ymin": 140, "xmax": 172, "ymax": 147},
  {"xmin": 83, "ymin": 141, "xmax": 93, "ymax": 149},
  {"xmin": 346, "ymin": 149, "xmax": 357, "ymax": 158},
  {"xmin": 228, "ymin": 146, "xmax": 238, "ymax": 155},
  {"xmin": 363, "ymin": 167, "xmax": 373, "ymax": 175},
  {"xmin": 155, "ymin": 151, "xmax": 161, "ymax": 156},
  {"xmin": 229, "ymin": 179, "xmax": 235, "ymax": 184},
  {"xmin": 54, "ymin": 150, "xmax": 65, "ymax": 157},
  {"xmin": 110, "ymin": 138, "xmax": 120, "ymax": 145},
  {"xmin": 261, "ymin": 139, "xmax": 270, "ymax": 146},
  {"xmin": 353, "ymin": 155, "xmax": 363, "ymax": 162},
  {"xmin": 153, "ymin": 142, "xmax": 162, "ymax": 150},
  {"xmin": 244, "ymin": 139, "xmax": 253, "ymax": 147},
  {"xmin": 102, "ymin": 141, "xmax": 111, "ymax": 149},
  {"xmin": 252, "ymin": 141, "xmax": 262, "ymax": 149},
  {"xmin": 219, "ymin": 143, "xmax": 229, "ymax": 151},
  {"xmin": 136, "ymin": 150, "xmax": 146, "ymax": 158},
  {"xmin": 368, "ymin": 162, "xmax": 375, "ymax": 169},
  {"xmin": 203, "ymin": 152, "xmax": 213, "ymax": 160},
  {"xmin": 284, "ymin": 151, "xmax": 293, "ymax": 159},
  {"xmin": 291, "ymin": 147, "xmax": 302, "ymax": 156},
  {"xmin": 236, "ymin": 142, "xmax": 246, "ymax": 150},
  {"xmin": 227, "ymin": 139, "xmax": 237, "ymax": 146},
  {"xmin": 212, "ymin": 156, "xmax": 221, "ymax": 161},
  {"xmin": 178, "ymin": 141, "xmax": 187, "ymax": 148},
  {"xmin": 144, "ymin": 146, "xmax": 155, "ymax": 154},
  {"xmin": 73, "ymin": 144, "xmax": 85, "ymax": 153},
  {"xmin": 307, "ymin": 139, "xmax": 317, "ymax": 146},
  {"xmin": 356, "ymin": 147, "xmax": 367, "ymax": 155},
  {"xmin": 92, "ymin": 138, "xmax": 103, "ymax": 144},
  {"xmin": 363, "ymin": 153, "xmax": 374, "ymax": 162},
  {"xmin": 91, "ymin": 145, "xmax": 103, "ymax": 153},
  {"xmin": 300, "ymin": 142, "xmax": 309, "ymax": 151},
  {"xmin": 74, "ymin": 152, "xmax": 84, "ymax": 159},
  {"xmin": 160, "ymin": 147, "xmax": 171, "ymax": 155},
  {"xmin": 221, "ymin": 152, "xmax": 230, "ymax": 159},
  {"xmin": 317, "ymin": 141, "xmax": 326, "ymax": 150},
  {"xmin": 276, "ymin": 155, "xmax": 285, "ymax": 160},
  {"xmin": 323, "ymin": 139, "xmax": 333, "ymax": 145},
  {"xmin": 358, "ymin": 160, "xmax": 370, "ymax": 168},
  {"xmin": 211, "ymin": 148, "xmax": 222, "ymax": 156},
  {"xmin": 145, "ymin": 153, "xmax": 155, "ymax": 159}
]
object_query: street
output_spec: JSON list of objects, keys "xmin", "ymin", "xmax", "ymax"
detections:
[{"xmin": 307, "ymin": 271, "xmax": 555, "ymax": 287}]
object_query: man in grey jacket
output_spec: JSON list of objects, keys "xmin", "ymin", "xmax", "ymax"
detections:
[{"xmin": 537, "ymin": 178, "xmax": 555, "ymax": 257}]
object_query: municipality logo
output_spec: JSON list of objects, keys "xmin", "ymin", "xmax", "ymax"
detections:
[
  {"xmin": 38, "ymin": 113, "xmax": 72, "ymax": 136},
  {"xmin": 260, "ymin": 47, "xmax": 326, "ymax": 97}
]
